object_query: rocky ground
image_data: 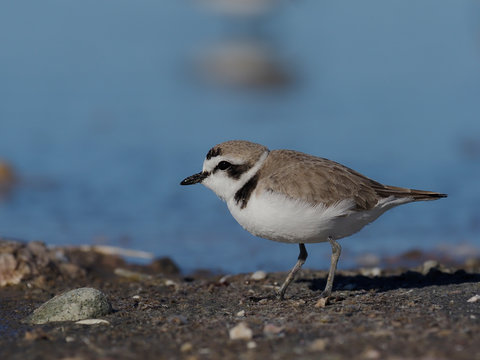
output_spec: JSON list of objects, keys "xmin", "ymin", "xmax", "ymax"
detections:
[{"xmin": 1, "ymin": 239, "xmax": 479, "ymax": 360}]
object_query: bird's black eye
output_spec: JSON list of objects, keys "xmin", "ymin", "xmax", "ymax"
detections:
[{"xmin": 217, "ymin": 161, "xmax": 231, "ymax": 170}]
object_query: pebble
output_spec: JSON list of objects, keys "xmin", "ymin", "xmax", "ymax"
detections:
[
  {"xmin": 236, "ymin": 310, "xmax": 246, "ymax": 317},
  {"xmin": 362, "ymin": 348, "xmax": 381, "ymax": 359},
  {"xmin": 26, "ymin": 287, "xmax": 112, "ymax": 324},
  {"xmin": 467, "ymin": 294, "xmax": 480, "ymax": 303},
  {"xmin": 24, "ymin": 328, "xmax": 50, "ymax": 341},
  {"xmin": 360, "ymin": 267, "xmax": 382, "ymax": 277},
  {"xmin": 250, "ymin": 270, "xmax": 267, "ymax": 280},
  {"xmin": 180, "ymin": 342, "xmax": 193, "ymax": 352},
  {"xmin": 75, "ymin": 319, "xmax": 110, "ymax": 325},
  {"xmin": 165, "ymin": 279, "xmax": 179, "ymax": 289},
  {"xmin": 229, "ymin": 322, "xmax": 253, "ymax": 340},
  {"xmin": 422, "ymin": 260, "xmax": 440, "ymax": 275},
  {"xmin": 247, "ymin": 341, "xmax": 257, "ymax": 349},
  {"xmin": 219, "ymin": 275, "xmax": 231, "ymax": 284},
  {"xmin": 263, "ymin": 323, "xmax": 284, "ymax": 336},
  {"xmin": 308, "ymin": 338, "xmax": 327, "ymax": 352},
  {"xmin": 315, "ymin": 297, "xmax": 328, "ymax": 308},
  {"xmin": 0, "ymin": 253, "xmax": 22, "ymax": 286}
]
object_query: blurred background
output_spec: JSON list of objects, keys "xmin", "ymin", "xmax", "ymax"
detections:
[{"xmin": 0, "ymin": 0, "xmax": 479, "ymax": 273}]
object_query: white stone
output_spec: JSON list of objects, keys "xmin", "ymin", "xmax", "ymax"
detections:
[
  {"xmin": 26, "ymin": 287, "xmax": 112, "ymax": 324},
  {"xmin": 229, "ymin": 322, "xmax": 253, "ymax": 340},
  {"xmin": 236, "ymin": 310, "xmax": 246, "ymax": 317},
  {"xmin": 309, "ymin": 338, "xmax": 327, "ymax": 351},
  {"xmin": 75, "ymin": 319, "xmax": 110, "ymax": 325},
  {"xmin": 250, "ymin": 270, "xmax": 267, "ymax": 280},
  {"xmin": 467, "ymin": 294, "xmax": 480, "ymax": 303}
]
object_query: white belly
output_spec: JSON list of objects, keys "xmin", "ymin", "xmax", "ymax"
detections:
[{"xmin": 227, "ymin": 191, "xmax": 411, "ymax": 244}]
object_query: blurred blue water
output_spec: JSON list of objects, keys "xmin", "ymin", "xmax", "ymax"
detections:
[{"xmin": 0, "ymin": 1, "xmax": 479, "ymax": 273}]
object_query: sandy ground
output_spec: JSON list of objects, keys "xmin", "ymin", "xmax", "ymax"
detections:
[{"xmin": 1, "ymin": 241, "xmax": 479, "ymax": 360}]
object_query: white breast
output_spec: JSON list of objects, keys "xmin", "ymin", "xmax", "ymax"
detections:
[{"xmin": 227, "ymin": 191, "xmax": 412, "ymax": 244}]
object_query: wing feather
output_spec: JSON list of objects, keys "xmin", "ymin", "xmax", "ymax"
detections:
[{"xmin": 254, "ymin": 150, "xmax": 445, "ymax": 211}]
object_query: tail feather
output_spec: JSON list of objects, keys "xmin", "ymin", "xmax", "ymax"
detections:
[{"xmin": 374, "ymin": 185, "xmax": 447, "ymax": 201}]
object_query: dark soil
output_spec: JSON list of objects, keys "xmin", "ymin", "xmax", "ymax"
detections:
[{"xmin": 1, "ymin": 241, "xmax": 479, "ymax": 360}]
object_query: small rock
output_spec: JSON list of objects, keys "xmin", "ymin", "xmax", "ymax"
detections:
[
  {"xmin": 315, "ymin": 297, "xmax": 329, "ymax": 308},
  {"xmin": 362, "ymin": 348, "xmax": 381, "ymax": 359},
  {"xmin": 0, "ymin": 253, "xmax": 23, "ymax": 286},
  {"xmin": 219, "ymin": 275, "xmax": 231, "ymax": 284},
  {"xmin": 360, "ymin": 267, "xmax": 382, "ymax": 277},
  {"xmin": 263, "ymin": 323, "xmax": 283, "ymax": 336},
  {"xmin": 422, "ymin": 260, "xmax": 440, "ymax": 275},
  {"xmin": 247, "ymin": 341, "xmax": 257, "ymax": 349},
  {"xmin": 180, "ymin": 342, "xmax": 193, "ymax": 352},
  {"xmin": 75, "ymin": 319, "xmax": 110, "ymax": 325},
  {"xmin": 26, "ymin": 287, "xmax": 112, "ymax": 324},
  {"xmin": 24, "ymin": 328, "xmax": 51, "ymax": 341},
  {"xmin": 309, "ymin": 338, "xmax": 327, "ymax": 352},
  {"xmin": 467, "ymin": 294, "xmax": 480, "ymax": 303},
  {"xmin": 165, "ymin": 279, "xmax": 178, "ymax": 287},
  {"xmin": 229, "ymin": 322, "xmax": 253, "ymax": 340},
  {"xmin": 250, "ymin": 270, "xmax": 267, "ymax": 280},
  {"xmin": 236, "ymin": 310, "xmax": 246, "ymax": 317}
]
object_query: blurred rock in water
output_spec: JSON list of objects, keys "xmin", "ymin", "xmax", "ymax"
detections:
[
  {"xmin": 0, "ymin": 160, "xmax": 17, "ymax": 194},
  {"xmin": 197, "ymin": 41, "xmax": 292, "ymax": 89}
]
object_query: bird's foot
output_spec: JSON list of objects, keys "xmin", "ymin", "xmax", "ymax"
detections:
[
  {"xmin": 319, "ymin": 289, "xmax": 332, "ymax": 300},
  {"xmin": 276, "ymin": 289, "xmax": 286, "ymax": 300}
]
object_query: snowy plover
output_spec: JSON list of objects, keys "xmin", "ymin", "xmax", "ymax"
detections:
[{"xmin": 180, "ymin": 140, "xmax": 446, "ymax": 299}]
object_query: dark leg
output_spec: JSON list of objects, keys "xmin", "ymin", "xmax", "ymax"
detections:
[
  {"xmin": 277, "ymin": 243, "xmax": 307, "ymax": 300},
  {"xmin": 320, "ymin": 237, "xmax": 341, "ymax": 298}
]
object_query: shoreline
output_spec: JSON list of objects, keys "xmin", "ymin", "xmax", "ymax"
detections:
[{"xmin": 1, "ymin": 240, "xmax": 479, "ymax": 360}]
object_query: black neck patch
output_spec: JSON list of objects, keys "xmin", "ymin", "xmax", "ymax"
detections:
[
  {"xmin": 206, "ymin": 147, "xmax": 221, "ymax": 160},
  {"xmin": 234, "ymin": 173, "xmax": 259, "ymax": 209}
]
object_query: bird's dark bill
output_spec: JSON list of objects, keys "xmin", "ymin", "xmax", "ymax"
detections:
[{"xmin": 180, "ymin": 172, "xmax": 208, "ymax": 185}]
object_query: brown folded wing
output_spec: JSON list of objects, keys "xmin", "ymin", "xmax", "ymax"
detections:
[{"xmin": 255, "ymin": 150, "xmax": 446, "ymax": 211}]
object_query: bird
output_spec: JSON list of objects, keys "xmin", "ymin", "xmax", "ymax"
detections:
[{"xmin": 180, "ymin": 140, "xmax": 447, "ymax": 299}]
